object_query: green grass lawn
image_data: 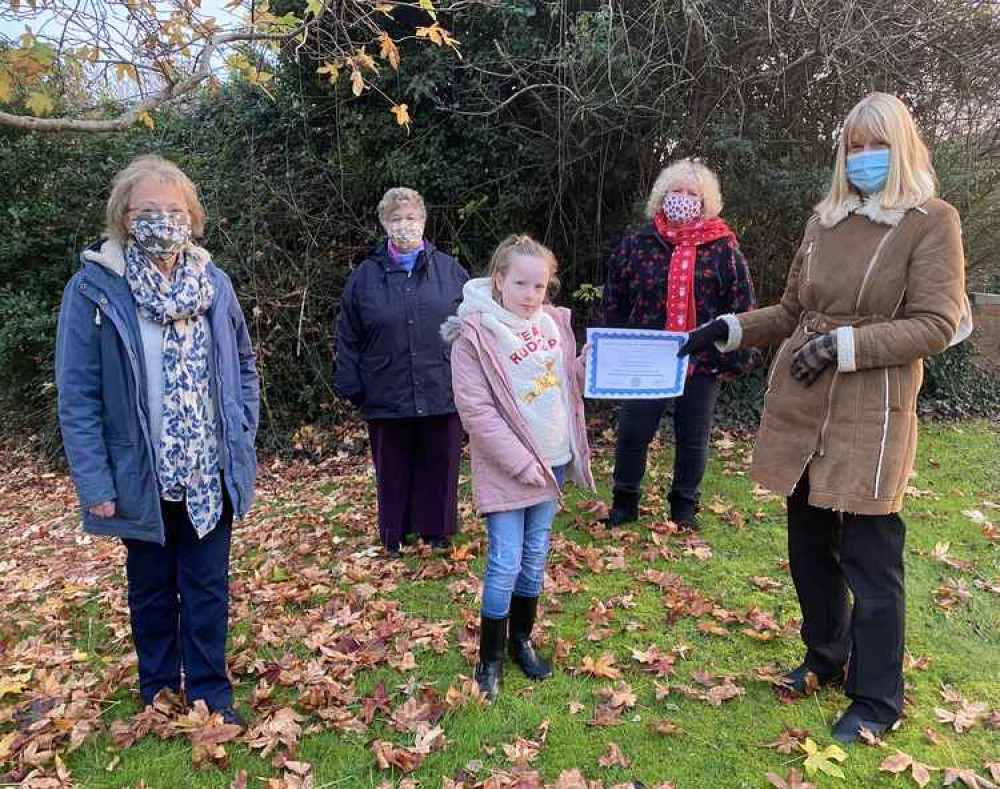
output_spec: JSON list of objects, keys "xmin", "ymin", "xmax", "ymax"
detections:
[{"xmin": 3, "ymin": 421, "xmax": 998, "ymax": 788}]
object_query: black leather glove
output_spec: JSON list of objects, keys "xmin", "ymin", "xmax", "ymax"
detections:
[
  {"xmin": 679, "ymin": 319, "xmax": 729, "ymax": 357},
  {"xmin": 789, "ymin": 332, "xmax": 838, "ymax": 386}
]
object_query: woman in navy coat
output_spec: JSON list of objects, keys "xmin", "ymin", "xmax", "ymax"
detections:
[{"xmin": 335, "ymin": 188, "xmax": 469, "ymax": 557}]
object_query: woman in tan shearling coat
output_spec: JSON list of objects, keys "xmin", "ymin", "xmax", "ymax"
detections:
[{"xmin": 681, "ymin": 93, "xmax": 969, "ymax": 743}]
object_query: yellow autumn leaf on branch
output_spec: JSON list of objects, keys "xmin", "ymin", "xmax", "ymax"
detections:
[
  {"xmin": 115, "ymin": 62, "xmax": 140, "ymax": 84},
  {"xmin": 305, "ymin": 0, "xmax": 324, "ymax": 16},
  {"xmin": 350, "ymin": 68, "xmax": 364, "ymax": 97},
  {"xmin": 390, "ymin": 103, "xmax": 410, "ymax": 130},
  {"xmin": 353, "ymin": 48, "xmax": 379, "ymax": 73},
  {"xmin": 25, "ymin": 90, "xmax": 53, "ymax": 116},
  {"xmin": 316, "ymin": 61, "xmax": 341, "ymax": 84},
  {"xmin": 415, "ymin": 23, "xmax": 460, "ymax": 51},
  {"xmin": 378, "ymin": 33, "xmax": 400, "ymax": 71},
  {"xmin": 246, "ymin": 67, "xmax": 273, "ymax": 85},
  {"xmin": 138, "ymin": 111, "xmax": 155, "ymax": 129}
]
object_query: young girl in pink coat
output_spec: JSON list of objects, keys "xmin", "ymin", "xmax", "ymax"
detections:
[{"xmin": 441, "ymin": 234, "xmax": 595, "ymax": 700}]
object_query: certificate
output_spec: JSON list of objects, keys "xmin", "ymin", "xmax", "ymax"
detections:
[{"xmin": 584, "ymin": 328, "xmax": 688, "ymax": 399}]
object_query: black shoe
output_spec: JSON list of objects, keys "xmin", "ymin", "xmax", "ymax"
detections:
[
  {"xmin": 668, "ymin": 492, "xmax": 699, "ymax": 530},
  {"xmin": 474, "ymin": 615, "xmax": 507, "ymax": 701},
  {"xmin": 426, "ymin": 537, "xmax": 451, "ymax": 552},
  {"xmin": 831, "ymin": 706, "xmax": 898, "ymax": 744},
  {"xmin": 604, "ymin": 489, "xmax": 640, "ymax": 528},
  {"xmin": 782, "ymin": 662, "xmax": 845, "ymax": 694},
  {"xmin": 508, "ymin": 595, "xmax": 553, "ymax": 680},
  {"xmin": 385, "ymin": 543, "xmax": 402, "ymax": 559},
  {"xmin": 215, "ymin": 706, "xmax": 246, "ymax": 728}
]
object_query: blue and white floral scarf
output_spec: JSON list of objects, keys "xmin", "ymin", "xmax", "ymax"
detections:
[{"xmin": 125, "ymin": 241, "xmax": 223, "ymax": 538}]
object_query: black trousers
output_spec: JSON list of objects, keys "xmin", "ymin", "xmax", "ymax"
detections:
[
  {"xmin": 612, "ymin": 374, "xmax": 720, "ymax": 518},
  {"xmin": 123, "ymin": 495, "xmax": 233, "ymax": 709},
  {"xmin": 787, "ymin": 474, "xmax": 906, "ymax": 723}
]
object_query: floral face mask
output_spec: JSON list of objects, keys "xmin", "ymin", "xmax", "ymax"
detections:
[
  {"xmin": 129, "ymin": 211, "xmax": 191, "ymax": 261},
  {"xmin": 386, "ymin": 218, "xmax": 424, "ymax": 248}
]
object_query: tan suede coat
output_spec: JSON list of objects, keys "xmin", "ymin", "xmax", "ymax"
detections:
[{"xmin": 728, "ymin": 196, "xmax": 966, "ymax": 514}]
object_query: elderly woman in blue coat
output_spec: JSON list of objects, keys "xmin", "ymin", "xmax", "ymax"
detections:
[
  {"xmin": 335, "ymin": 188, "xmax": 468, "ymax": 558},
  {"xmin": 56, "ymin": 155, "xmax": 259, "ymax": 726}
]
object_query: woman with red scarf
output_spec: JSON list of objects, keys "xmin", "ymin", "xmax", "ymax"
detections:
[{"xmin": 600, "ymin": 159, "xmax": 756, "ymax": 528}]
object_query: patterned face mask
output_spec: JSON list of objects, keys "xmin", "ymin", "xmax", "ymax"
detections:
[
  {"xmin": 661, "ymin": 192, "xmax": 703, "ymax": 224},
  {"xmin": 386, "ymin": 218, "xmax": 424, "ymax": 247},
  {"xmin": 129, "ymin": 211, "xmax": 191, "ymax": 261}
]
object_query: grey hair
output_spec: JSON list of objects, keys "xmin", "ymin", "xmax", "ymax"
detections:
[{"xmin": 376, "ymin": 187, "xmax": 427, "ymax": 223}]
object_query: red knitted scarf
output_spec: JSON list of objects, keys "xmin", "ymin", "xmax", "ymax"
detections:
[{"xmin": 653, "ymin": 213, "xmax": 734, "ymax": 331}]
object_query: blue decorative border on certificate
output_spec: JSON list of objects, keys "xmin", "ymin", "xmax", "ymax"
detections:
[{"xmin": 586, "ymin": 329, "xmax": 687, "ymax": 398}]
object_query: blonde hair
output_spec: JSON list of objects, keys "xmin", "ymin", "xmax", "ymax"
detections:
[
  {"xmin": 105, "ymin": 155, "xmax": 206, "ymax": 242},
  {"xmin": 488, "ymin": 234, "xmax": 560, "ymax": 301},
  {"xmin": 645, "ymin": 158, "xmax": 723, "ymax": 219},
  {"xmin": 377, "ymin": 187, "xmax": 427, "ymax": 223},
  {"xmin": 815, "ymin": 93, "xmax": 937, "ymax": 225}
]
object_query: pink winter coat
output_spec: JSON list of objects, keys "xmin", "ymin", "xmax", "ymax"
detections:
[{"xmin": 444, "ymin": 305, "xmax": 595, "ymax": 515}]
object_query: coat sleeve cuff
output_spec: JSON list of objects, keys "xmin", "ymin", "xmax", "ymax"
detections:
[
  {"xmin": 836, "ymin": 326, "xmax": 857, "ymax": 372},
  {"xmin": 716, "ymin": 314, "xmax": 743, "ymax": 353},
  {"xmin": 78, "ymin": 487, "xmax": 116, "ymax": 509}
]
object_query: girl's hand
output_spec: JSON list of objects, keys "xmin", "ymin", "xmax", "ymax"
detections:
[
  {"xmin": 516, "ymin": 462, "xmax": 548, "ymax": 487},
  {"xmin": 87, "ymin": 500, "xmax": 116, "ymax": 518}
]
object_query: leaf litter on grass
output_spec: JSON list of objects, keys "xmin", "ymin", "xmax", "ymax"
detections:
[{"xmin": 1, "ymin": 423, "xmax": 999, "ymax": 787}]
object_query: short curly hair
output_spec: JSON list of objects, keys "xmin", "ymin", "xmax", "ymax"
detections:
[
  {"xmin": 105, "ymin": 155, "xmax": 206, "ymax": 242},
  {"xmin": 376, "ymin": 187, "xmax": 427, "ymax": 224},
  {"xmin": 644, "ymin": 158, "xmax": 723, "ymax": 220}
]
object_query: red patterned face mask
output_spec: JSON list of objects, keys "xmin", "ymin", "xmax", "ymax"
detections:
[{"xmin": 661, "ymin": 191, "xmax": 703, "ymax": 224}]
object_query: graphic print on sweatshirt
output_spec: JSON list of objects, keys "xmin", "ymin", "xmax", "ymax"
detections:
[{"xmin": 507, "ymin": 324, "xmax": 562, "ymax": 405}]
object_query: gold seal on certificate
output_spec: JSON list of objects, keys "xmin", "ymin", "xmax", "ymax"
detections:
[{"xmin": 584, "ymin": 328, "xmax": 689, "ymax": 399}]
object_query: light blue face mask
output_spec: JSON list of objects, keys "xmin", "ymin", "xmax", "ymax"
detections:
[{"xmin": 845, "ymin": 149, "xmax": 891, "ymax": 194}]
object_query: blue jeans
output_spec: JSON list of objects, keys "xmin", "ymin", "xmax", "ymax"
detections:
[{"xmin": 481, "ymin": 465, "xmax": 566, "ymax": 618}]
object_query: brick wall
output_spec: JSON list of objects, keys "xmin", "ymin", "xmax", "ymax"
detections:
[{"xmin": 971, "ymin": 293, "xmax": 1000, "ymax": 369}]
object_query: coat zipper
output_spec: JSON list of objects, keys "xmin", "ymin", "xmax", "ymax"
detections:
[
  {"xmin": 873, "ymin": 368, "xmax": 890, "ymax": 498},
  {"xmin": 803, "ymin": 241, "xmax": 816, "ymax": 283},
  {"xmin": 816, "ymin": 371, "xmax": 839, "ymax": 456},
  {"xmin": 789, "ymin": 451, "xmax": 815, "ymax": 496},
  {"xmin": 766, "ymin": 339, "xmax": 790, "ymax": 394},
  {"xmin": 854, "ymin": 225, "xmax": 899, "ymax": 312}
]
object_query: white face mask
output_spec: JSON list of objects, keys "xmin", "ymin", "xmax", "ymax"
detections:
[{"xmin": 386, "ymin": 218, "xmax": 424, "ymax": 248}]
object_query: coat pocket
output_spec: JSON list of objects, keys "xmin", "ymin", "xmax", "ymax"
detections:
[
  {"xmin": 888, "ymin": 361, "xmax": 922, "ymax": 413},
  {"xmin": 359, "ymin": 353, "xmax": 392, "ymax": 403},
  {"xmin": 360, "ymin": 353, "xmax": 390, "ymax": 373},
  {"xmin": 106, "ymin": 440, "xmax": 153, "ymax": 522}
]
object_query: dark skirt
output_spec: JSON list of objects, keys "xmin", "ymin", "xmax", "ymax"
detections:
[{"xmin": 367, "ymin": 413, "xmax": 462, "ymax": 548}]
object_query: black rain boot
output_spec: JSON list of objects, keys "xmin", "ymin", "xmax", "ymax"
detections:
[
  {"xmin": 507, "ymin": 595, "xmax": 553, "ymax": 680},
  {"xmin": 604, "ymin": 489, "xmax": 640, "ymax": 528},
  {"xmin": 668, "ymin": 491, "xmax": 699, "ymax": 531},
  {"xmin": 474, "ymin": 615, "xmax": 507, "ymax": 701}
]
